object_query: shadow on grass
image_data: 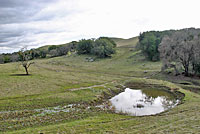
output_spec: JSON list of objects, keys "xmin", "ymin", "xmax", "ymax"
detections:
[{"xmin": 10, "ymin": 74, "xmax": 32, "ymax": 76}]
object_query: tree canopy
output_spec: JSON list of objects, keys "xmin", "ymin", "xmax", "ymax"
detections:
[
  {"xmin": 76, "ymin": 37, "xmax": 116, "ymax": 58},
  {"xmin": 159, "ymin": 28, "xmax": 200, "ymax": 76},
  {"xmin": 138, "ymin": 30, "xmax": 174, "ymax": 61}
]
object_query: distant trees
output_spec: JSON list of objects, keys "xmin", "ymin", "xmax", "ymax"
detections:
[
  {"xmin": 0, "ymin": 54, "xmax": 12, "ymax": 63},
  {"xmin": 48, "ymin": 44, "xmax": 74, "ymax": 57},
  {"xmin": 76, "ymin": 37, "xmax": 116, "ymax": 58},
  {"xmin": 98, "ymin": 37, "xmax": 117, "ymax": 47},
  {"xmin": 3, "ymin": 55, "xmax": 11, "ymax": 63},
  {"xmin": 138, "ymin": 28, "xmax": 200, "ymax": 76},
  {"xmin": 39, "ymin": 50, "xmax": 47, "ymax": 58},
  {"xmin": 0, "ymin": 55, "xmax": 4, "ymax": 64},
  {"xmin": 0, "ymin": 37, "xmax": 116, "ymax": 65},
  {"xmin": 18, "ymin": 48, "xmax": 34, "ymax": 75},
  {"xmin": 138, "ymin": 30, "xmax": 174, "ymax": 61},
  {"xmin": 91, "ymin": 38, "xmax": 116, "ymax": 58},
  {"xmin": 48, "ymin": 45, "xmax": 58, "ymax": 52},
  {"xmin": 10, "ymin": 53, "xmax": 19, "ymax": 62},
  {"xmin": 76, "ymin": 39, "xmax": 94, "ymax": 55},
  {"xmin": 57, "ymin": 45, "xmax": 70, "ymax": 56},
  {"xmin": 159, "ymin": 28, "xmax": 200, "ymax": 76}
]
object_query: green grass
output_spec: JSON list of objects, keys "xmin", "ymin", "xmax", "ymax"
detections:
[
  {"xmin": 0, "ymin": 37, "xmax": 200, "ymax": 133},
  {"xmin": 111, "ymin": 37, "xmax": 138, "ymax": 47}
]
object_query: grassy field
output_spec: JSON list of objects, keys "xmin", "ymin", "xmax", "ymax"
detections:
[{"xmin": 0, "ymin": 37, "xmax": 200, "ymax": 133}]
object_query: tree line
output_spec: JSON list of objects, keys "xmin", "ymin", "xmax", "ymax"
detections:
[
  {"xmin": 138, "ymin": 30, "xmax": 175, "ymax": 61},
  {"xmin": 0, "ymin": 37, "xmax": 116, "ymax": 64},
  {"xmin": 138, "ymin": 28, "xmax": 200, "ymax": 76},
  {"xmin": 0, "ymin": 43, "xmax": 76, "ymax": 64}
]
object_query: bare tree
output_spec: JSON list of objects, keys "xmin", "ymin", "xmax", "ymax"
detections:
[
  {"xmin": 18, "ymin": 48, "xmax": 34, "ymax": 75},
  {"xmin": 191, "ymin": 37, "xmax": 200, "ymax": 75},
  {"xmin": 159, "ymin": 28, "xmax": 200, "ymax": 76},
  {"xmin": 10, "ymin": 54, "xmax": 19, "ymax": 62},
  {"xmin": 49, "ymin": 49, "xmax": 59, "ymax": 57}
]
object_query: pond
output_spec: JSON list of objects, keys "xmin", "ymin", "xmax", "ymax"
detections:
[{"xmin": 109, "ymin": 88, "xmax": 179, "ymax": 116}]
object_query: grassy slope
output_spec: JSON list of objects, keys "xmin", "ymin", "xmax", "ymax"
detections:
[
  {"xmin": 8, "ymin": 84, "xmax": 200, "ymax": 134},
  {"xmin": 0, "ymin": 37, "xmax": 200, "ymax": 133},
  {"xmin": 111, "ymin": 37, "xmax": 138, "ymax": 47}
]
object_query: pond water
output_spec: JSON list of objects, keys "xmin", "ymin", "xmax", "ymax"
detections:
[{"xmin": 110, "ymin": 88, "xmax": 179, "ymax": 116}]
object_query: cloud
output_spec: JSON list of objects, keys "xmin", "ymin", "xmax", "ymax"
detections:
[{"xmin": 0, "ymin": 0, "xmax": 200, "ymax": 53}]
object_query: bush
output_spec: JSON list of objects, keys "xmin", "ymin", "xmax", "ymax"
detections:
[
  {"xmin": 91, "ymin": 38, "xmax": 116, "ymax": 58},
  {"xmin": 76, "ymin": 37, "xmax": 116, "ymax": 58},
  {"xmin": 98, "ymin": 37, "xmax": 117, "ymax": 47},
  {"xmin": 76, "ymin": 39, "xmax": 94, "ymax": 54}
]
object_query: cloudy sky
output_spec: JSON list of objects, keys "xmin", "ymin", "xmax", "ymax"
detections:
[{"xmin": 0, "ymin": 0, "xmax": 200, "ymax": 53}]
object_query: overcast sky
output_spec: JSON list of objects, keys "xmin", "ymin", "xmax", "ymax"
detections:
[{"xmin": 0, "ymin": 0, "xmax": 200, "ymax": 53}]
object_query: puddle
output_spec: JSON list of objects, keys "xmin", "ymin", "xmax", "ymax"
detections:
[
  {"xmin": 35, "ymin": 104, "xmax": 77, "ymax": 116},
  {"xmin": 0, "ymin": 104, "xmax": 78, "ymax": 116},
  {"xmin": 109, "ymin": 88, "xmax": 179, "ymax": 116}
]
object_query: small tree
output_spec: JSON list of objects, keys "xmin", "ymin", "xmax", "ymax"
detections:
[{"xmin": 18, "ymin": 48, "xmax": 34, "ymax": 75}]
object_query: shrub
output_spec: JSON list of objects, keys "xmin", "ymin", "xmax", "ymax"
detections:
[
  {"xmin": 91, "ymin": 38, "xmax": 116, "ymax": 58},
  {"xmin": 76, "ymin": 39, "xmax": 94, "ymax": 54},
  {"xmin": 76, "ymin": 37, "xmax": 116, "ymax": 58}
]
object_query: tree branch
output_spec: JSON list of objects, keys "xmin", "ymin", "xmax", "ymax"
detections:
[{"xmin": 27, "ymin": 62, "xmax": 34, "ymax": 68}]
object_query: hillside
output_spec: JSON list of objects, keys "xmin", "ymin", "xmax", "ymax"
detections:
[
  {"xmin": 0, "ymin": 37, "xmax": 199, "ymax": 133},
  {"xmin": 111, "ymin": 37, "xmax": 138, "ymax": 47},
  {"xmin": 36, "ymin": 36, "xmax": 139, "ymax": 52}
]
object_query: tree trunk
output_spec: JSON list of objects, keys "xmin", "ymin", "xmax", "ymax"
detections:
[
  {"xmin": 24, "ymin": 66, "xmax": 29, "ymax": 75},
  {"xmin": 173, "ymin": 66, "xmax": 180, "ymax": 76},
  {"xmin": 184, "ymin": 66, "xmax": 189, "ymax": 76}
]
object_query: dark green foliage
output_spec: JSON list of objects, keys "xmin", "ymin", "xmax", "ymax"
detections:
[
  {"xmin": 99, "ymin": 37, "xmax": 117, "ymax": 47},
  {"xmin": 91, "ymin": 38, "xmax": 116, "ymax": 58},
  {"xmin": 39, "ymin": 50, "xmax": 47, "ymax": 58},
  {"xmin": 0, "ymin": 53, "xmax": 19, "ymax": 63},
  {"xmin": 48, "ymin": 45, "xmax": 58, "ymax": 52},
  {"xmin": 76, "ymin": 37, "xmax": 116, "ymax": 58},
  {"xmin": 3, "ymin": 55, "xmax": 11, "ymax": 63},
  {"xmin": 193, "ymin": 62, "xmax": 200, "ymax": 75},
  {"xmin": 76, "ymin": 39, "xmax": 95, "ymax": 54},
  {"xmin": 0, "ymin": 55, "xmax": 4, "ymax": 63},
  {"xmin": 70, "ymin": 41, "xmax": 78, "ymax": 51},
  {"xmin": 29, "ymin": 50, "xmax": 40, "ymax": 60},
  {"xmin": 138, "ymin": 30, "xmax": 174, "ymax": 61}
]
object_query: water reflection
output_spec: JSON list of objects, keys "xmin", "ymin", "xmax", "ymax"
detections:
[{"xmin": 110, "ymin": 88, "xmax": 179, "ymax": 116}]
